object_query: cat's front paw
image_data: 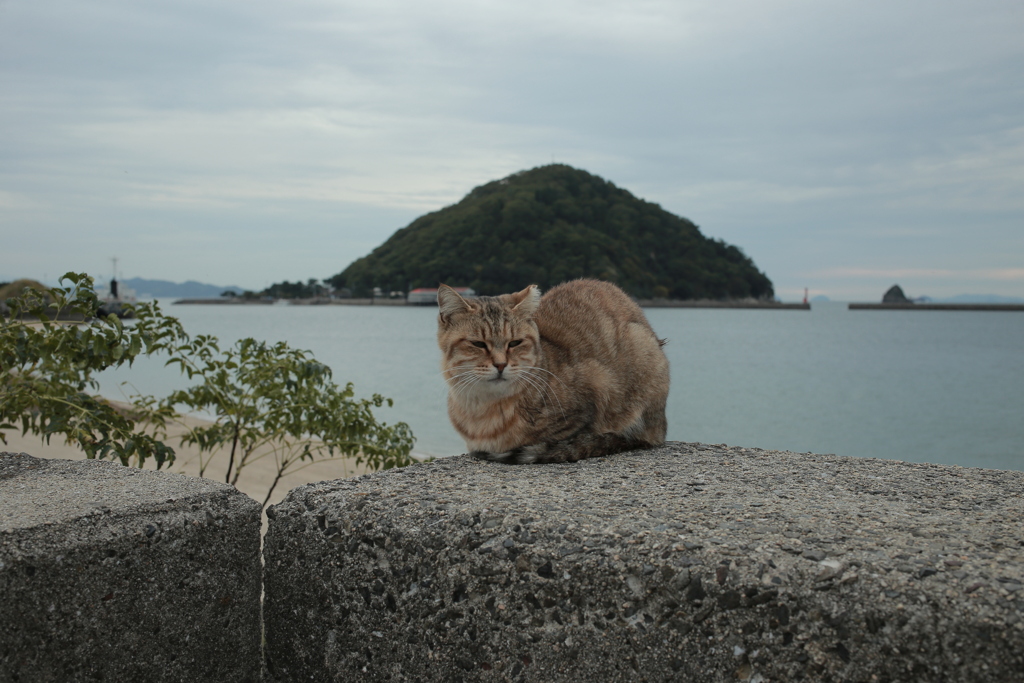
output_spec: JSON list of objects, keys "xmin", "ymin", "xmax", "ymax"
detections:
[
  {"xmin": 479, "ymin": 445, "xmax": 546, "ymax": 464},
  {"xmin": 470, "ymin": 449, "xmax": 529, "ymax": 463}
]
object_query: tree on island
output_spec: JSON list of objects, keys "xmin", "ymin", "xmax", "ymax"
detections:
[
  {"xmin": 263, "ymin": 278, "xmax": 329, "ymax": 300},
  {"xmin": 327, "ymin": 164, "xmax": 774, "ymax": 300}
]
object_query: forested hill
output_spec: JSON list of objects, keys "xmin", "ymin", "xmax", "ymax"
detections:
[{"xmin": 328, "ymin": 165, "xmax": 774, "ymax": 300}]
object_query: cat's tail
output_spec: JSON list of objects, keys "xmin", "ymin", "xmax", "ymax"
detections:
[{"xmin": 474, "ymin": 431, "xmax": 656, "ymax": 465}]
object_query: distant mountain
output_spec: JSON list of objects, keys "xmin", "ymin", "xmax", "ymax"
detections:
[
  {"xmin": 328, "ymin": 164, "xmax": 774, "ymax": 300},
  {"xmin": 937, "ymin": 294, "xmax": 1024, "ymax": 304},
  {"xmin": 119, "ymin": 278, "xmax": 243, "ymax": 299}
]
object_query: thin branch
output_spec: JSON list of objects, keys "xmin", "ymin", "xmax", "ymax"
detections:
[{"xmin": 225, "ymin": 421, "xmax": 240, "ymax": 484}]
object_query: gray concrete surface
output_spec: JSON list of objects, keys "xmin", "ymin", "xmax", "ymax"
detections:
[
  {"xmin": 0, "ymin": 452, "xmax": 262, "ymax": 683},
  {"xmin": 264, "ymin": 441, "xmax": 1024, "ymax": 682}
]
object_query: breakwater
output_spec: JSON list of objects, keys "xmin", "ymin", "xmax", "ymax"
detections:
[
  {"xmin": 636, "ymin": 300, "xmax": 809, "ymax": 309},
  {"xmin": 849, "ymin": 303, "xmax": 1024, "ymax": 311}
]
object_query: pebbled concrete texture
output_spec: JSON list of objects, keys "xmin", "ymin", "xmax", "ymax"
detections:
[
  {"xmin": 0, "ymin": 452, "xmax": 262, "ymax": 683},
  {"xmin": 264, "ymin": 442, "xmax": 1024, "ymax": 682}
]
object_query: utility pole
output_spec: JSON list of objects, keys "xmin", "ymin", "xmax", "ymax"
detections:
[{"xmin": 110, "ymin": 257, "xmax": 120, "ymax": 300}]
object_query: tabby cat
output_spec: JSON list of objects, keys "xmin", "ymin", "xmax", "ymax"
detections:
[{"xmin": 437, "ymin": 279, "xmax": 669, "ymax": 464}]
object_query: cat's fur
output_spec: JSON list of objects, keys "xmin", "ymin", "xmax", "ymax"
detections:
[{"xmin": 437, "ymin": 279, "xmax": 669, "ymax": 464}]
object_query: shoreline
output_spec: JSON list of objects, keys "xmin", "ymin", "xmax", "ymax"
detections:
[
  {"xmin": 635, "ymin": 299, "xmax": 809, "ymax": 309},
  {"xmin": 174, "ymin": 297, "xmax": 810, "ymax": 309}
]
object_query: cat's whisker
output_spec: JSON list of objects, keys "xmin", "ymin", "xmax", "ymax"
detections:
[
  {"xmin": 441, "ymin": 365, "xmax": 479, "ymax": 382},
  {"xmin": 516, "ymin": 368, "xmax": 553, "ymax": 393},
  {"xmin": 519, "ymin": 372, "xmax": 570, "ymax": 423},
  {"xmin": 518, "ymin": 365, "xmax": 571, "ymax": 390},
  {"xmin": 513, "ymin": 369, "xmax": 547, "ymax": 394},
  {"xmin": 515, "ymin": 374, "xmax": 553, "ymax": 410},
  {"xmin": 516, "ymin": 369, "xmax": 568, "ymax": 424},
  {"xmin": 532, "ymin": 381, "xmax": 568, "ymax": 425},
  {"xmin": 444, "ymin": 367, "xmax": 485, "ymax": 385},
  {"xmin": 439, "ymin": 364, "xmax": 476, "ymax": 376},
  {"xmin": 445, "ymin": 370, "xmax": 480, "ymax": 384},
  {"xmin": 448, "ymin": 374, "xmax": 482, "ymax": 401},
  {"xmin": 449, "ymin": 374, "xmax": 480, "ymax": 390}
]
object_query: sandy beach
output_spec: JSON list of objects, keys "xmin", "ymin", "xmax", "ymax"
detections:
[
  {"xmin": 2, "ymin": 320, "xmax": 396, "ymax": 516},
  {"xmin": 2, "ymin": 411, "xmax": 375, "ymax": 512}
]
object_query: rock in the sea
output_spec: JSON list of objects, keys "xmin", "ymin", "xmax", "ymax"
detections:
[{"xmin": 882, "ymin": 284, "xmax": 911, "ymax": 303}]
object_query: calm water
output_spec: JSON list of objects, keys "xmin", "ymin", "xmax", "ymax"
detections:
[{"xmin": 97, "ymin": 302, "xmax": 1024, "ymax": 471}]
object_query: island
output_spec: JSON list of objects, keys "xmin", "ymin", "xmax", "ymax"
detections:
[{"xmin": 327, "ymin": 164, "xmax": 777, "ymax": 304}]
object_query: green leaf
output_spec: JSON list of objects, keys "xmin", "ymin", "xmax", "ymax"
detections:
[{"xmin": 1, "ymin": 275, "xmax": 415, "ymax": 509}]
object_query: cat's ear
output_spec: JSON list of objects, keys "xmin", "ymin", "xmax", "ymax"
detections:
[
  {"xmin": 510, "ymin": 284, "xmax": 541, "ymax": 318},
  {"xmin": 438, "ymin": 284, "xmax": 471, "ymax": 324}
]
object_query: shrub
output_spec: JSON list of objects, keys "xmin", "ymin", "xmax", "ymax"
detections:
[{"xmin": 1, "ymin": 273, "xmax": 416, "ymax": 507}]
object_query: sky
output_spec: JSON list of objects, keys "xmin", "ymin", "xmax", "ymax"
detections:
[{"xmin": 2, "ymin": 0, "xmax": 1022, "ymax": 301}]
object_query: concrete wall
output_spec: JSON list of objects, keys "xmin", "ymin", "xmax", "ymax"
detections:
[
  {"xmin": 0, "ymin": 452, "xmax": 262, "ymax": 683},
  {"xmin": 263, "ymin": 442, "xmax": 1024, "ymax": 682},
  {"xmin": 5, "ymin": 443, "xmax": 1023, "ymax": 682}
]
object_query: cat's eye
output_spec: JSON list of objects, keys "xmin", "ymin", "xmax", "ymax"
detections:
[
  {"xmin": 508, "ymin": 340, "xmax": 523, "ymax": 348},
  {"xmin": 470, "ymin": 341, "xmax": 488, "ymax": 349}
]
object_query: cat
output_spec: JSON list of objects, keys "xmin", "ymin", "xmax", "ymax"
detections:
[{"xmin": 437, "ymin": 279, "xmax": 669, "ymax": 464}]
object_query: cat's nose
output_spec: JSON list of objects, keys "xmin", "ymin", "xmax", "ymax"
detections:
[{"xmin": 494, "ymin": 362, "xmax": 508, "ymax": 374}]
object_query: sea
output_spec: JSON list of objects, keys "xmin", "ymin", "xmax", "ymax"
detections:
[{"xmin": 96, "ymin": 301, "xmax": 1024, "ymax": 472}]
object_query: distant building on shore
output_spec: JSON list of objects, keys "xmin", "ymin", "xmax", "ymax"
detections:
[{"xmin": 407, "ymin": 287, "xmax": 476, "ymax": 305}]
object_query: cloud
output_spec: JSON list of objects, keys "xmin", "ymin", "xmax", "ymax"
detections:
[{"xmin": 1, "ymin": 0, "xmax": 1022, "ymax": 297}]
